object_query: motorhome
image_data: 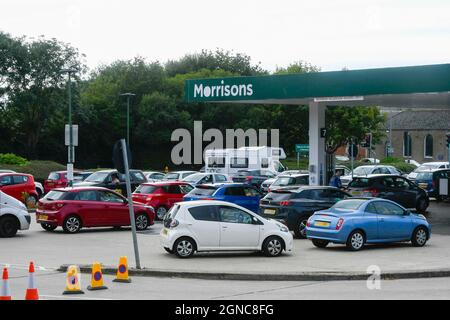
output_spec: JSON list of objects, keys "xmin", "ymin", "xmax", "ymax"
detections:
[{"xmin": 204, "ymin": 146, "xmax": 287, "ymax": 176}]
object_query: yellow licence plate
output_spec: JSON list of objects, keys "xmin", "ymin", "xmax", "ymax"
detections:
[
  {"xmin": 38, "ymin": 215, "xmax": 48, "ymax": 220},
  {"xmin": 315, "ymin": 221, "xmax": 330, "ymax": 227},
  {"xmin": 418, "ymin": 184, "xmax": 428, "ymax": 189},
  {"xmin": 351, "ymin": 191, "xmax": 362, "ymax": 195},
  {"xmin": 264, "ymin": 209, "xmax": 276, "ymax": 215}
]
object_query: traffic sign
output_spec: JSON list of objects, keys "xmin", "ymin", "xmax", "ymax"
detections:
[
  {"xmin": 65, "ymin": 124, "xmax": 78, "ymax": 146},
  {"xmin": 295, "ymin": 144, "xmax": 309, "ymax": 154}
]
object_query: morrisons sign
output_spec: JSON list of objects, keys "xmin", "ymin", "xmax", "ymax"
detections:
[{"xmin": 193, "ymin": 81, "xmax": 253, "ymax": 99}]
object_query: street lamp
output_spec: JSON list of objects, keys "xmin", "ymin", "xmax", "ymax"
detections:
[
  {"xmin": 119, "ymin": 93, "xmax": 136, "ymax": 147},
  {"xmin": 61, "ymin": 68, "xmax": 77, "ymax": 187}
]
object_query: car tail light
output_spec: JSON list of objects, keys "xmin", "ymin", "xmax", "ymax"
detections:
[
  {"xmin": 50, "ymin": 202, "xmax": 65, "ymax": 210},
  {"xmin": 280, "ymin": 201, "xmax": 291, "ymax": 206},
  {"xmin": 306, "ymin": 217, "xmax": 313, "ymax": 227},
  {"xmin": 146, "ymin": 196, "xmax": 153, "ymax": 201},
  {"xmin": 432, "ymin": 180, "xmax": 436, "ymax": 189},
  {"xmin": 169, "ymin": 219, "xmax": 179, "ymax": 228},
  {"xmin": 363, "ymin": 188, "xmax": 379, "ymax": 197},
  {"xmin": 246, "ymin": 176, "xmax": 253, "ymax": 181},
  {"xmin": 336, "ymin": 218, "xmax": 345, "ymax": 230}
]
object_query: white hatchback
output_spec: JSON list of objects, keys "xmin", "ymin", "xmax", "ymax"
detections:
[
  {"xmin": 160, "ymin": 200, "xmax": 293, "ymax": 258},
  {"xmin": 0, "ymin": 191, "xmax": 31, "ymax": 237}
]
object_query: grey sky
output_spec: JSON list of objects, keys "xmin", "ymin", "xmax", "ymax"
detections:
[{"xmin": 2, "ymin": 0, "xmax": 450, "ymax": 72}]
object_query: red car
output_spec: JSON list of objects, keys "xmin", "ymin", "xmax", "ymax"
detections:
[
  {"xmin": 36, "ymin": 187, "xmax": 155, "ymax": 233},
  {"xmin": 44, "ymin": 171, "xmax": 82, "ymax": 193},
  {"xmin": 0, "ymin": 173, "xmax": 39, "ymax": 206},
  {"xmin": 132, "ymin": 181, "xmax": 194, "ymax": 220}
]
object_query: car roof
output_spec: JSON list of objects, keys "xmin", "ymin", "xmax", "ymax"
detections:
[
  {"xmin": 196, "ymin": 182, "xmax": 248, "ymax": 188},
  {"xmin": 141, "ymin": 181, "xmax": 191, "ymax": 186},
  {"xmin": 51, "ymin": 186, "xmax": 117, "ymax": 192},
  {"xmin": 176, "ymin": 200, "xmax": 251, "ymax": 209},
  {"xmin": 92, "ymin": 169, "xmax": 142, "ymax": 173},
  {"xmin": 272, "ymin": 186, "xmax": 343, "ymax": 193},
  {"xmin": 277, "ymin": 173, "xmax": 309, "ymax": 178},
  {"xmin": 167, "ymin": 171, "xmax": 197, "ymax": 174},
  {"xmin": 353, "ymin": 174, "xmax": 403, "ymax": 179}
]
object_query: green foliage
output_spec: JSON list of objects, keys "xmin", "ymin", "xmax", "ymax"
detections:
[
  {"xmin": 380, "ymin": 157, "xmax": 404, "ymax": 164},
  {"xmin": 0, "ymin": 160, "xmax": 66, "ymax": 182},
  {"xmin": 275, "ymin": 61, "xmax": 321, "ymax": 74},
  {"xmin": 0, "ymin": 153, "xmax": 28, "ymax": 165}
]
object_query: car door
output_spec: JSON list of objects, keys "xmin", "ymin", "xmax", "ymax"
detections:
[
  {"xmin": 363, "ymin": 202, "xmax": 380, "ymax": 241},
  {"xmin": 72, "ymin": 190, "xmax": 102, "ymax": 226},
  {"xmin": 166, "ymin": 185, "xmax": 184, "ymax": 207},
  {"xmin": 373, "ymin": 201, "xmax": 412, "ymax": 240},
  {"xmin": 0, "ymin": 175, "xmax": 16, "ymax": 199},
  {"xmin": 243, "ymin": 186, "xmax": 262, "ymax": 213},
  {"xmin": 186, "ymin": 205, "xmax": 220, "ymax": 250},
  {"xmin": 218, "ymin": 205, "xmax": 260, "ymax": 249},
  {"xmin": 392, "ymin": 177, "xmax": 417, "ymax": 208},
  {"xmin": 96, "ymin": 190, "xmax": 129, "ymax": 225},
  {"xmin": 223, "ymin": 186, "xmax": 248, "ymax": 208}
]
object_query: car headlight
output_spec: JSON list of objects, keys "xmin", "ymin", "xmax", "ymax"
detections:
[{"xmin": 277, "ymin": 223, "xmax": 289, "ymax": 233}]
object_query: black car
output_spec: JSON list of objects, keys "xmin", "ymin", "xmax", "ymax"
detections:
[
  {"xmin": 74, "ymin": 169, "xmax": 147, "ymax": 196},
  {"xmin": 346, "ymin": 174, "xmax": 429, "ymax": 213},
  {"xmin": 232, "ymin": 170, "xmax": 277, "ymax": 190},
  {"xmin": 259, "ymin": 186, "xmax": 351, "ymax": 238}
]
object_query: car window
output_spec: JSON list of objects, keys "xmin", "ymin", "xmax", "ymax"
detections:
[
  {"xmin": 134, "ymin": 185, "xmax": 159, "ymax": 194},
  {"xmin": 47, "ymin": 172, "xmax": 60, "ymax": 180},
  {"xmin": 244, "ymin": 187, "xmax": 260, "ymax": 197},
  {"xmin": 393, "ymin": 177, "xmax": 409, "ymax": 190},
  {"xmin": 166, "ymin": 185, "xmax": 182, "ymax": 194},
  {"xmin": 164, "ymin": 173, "xmax": 180, "ymax": 180},
  {"xmin": 179, "ymin": 184, "xmax": 194, "ymax": 194},
  {"xmin": 224, "ymin": 187, "xmax": 246, "ymax": 196},
  {"xmin": 188, "ymin": 205, "xmax": 219, "ymax": 222},
  {"xmin": 380, "ymin": 167, "xmax": 391, "ymax": 174},
  {"xmin": 73, "ymin": 191, "xmax": 98, "ymax": 201},
  {"xmin": 98, "ymin": 191, "xmax": 124, "ymax": 203},
  {"xmin": 151, "ymin": 173, "xmax": 165, "ymax": 179},
  {"xmin": 328, "ymin": 190, "xmax": 349, "ymax": 200},
  {"xmin": 13, "ymin": 175, "xmax": 28, "ymax": 184},
  {"xmin": 131, "ymin": 171, "xmax": 146, "ymax": 182},
  {"xmin": 0, "ymin": 175, "xmax": 13, "ymax": 185},
  {"xmin": 295, "ymin": 176, "xmax": 309, "ymax": 185},
  {"xmin": 215, "ymin": 175, "xmax": 228, "ymax": 182},
  {"xmin": 219, "ymin": 206, "xmax": 253, "ymax": 224},
  {"xmin": 365, "ymin": 202, "xmax": 378, "ymax": 214},
  {"xmin": 373, "ymin": 201, "xmax": 405, "ymax": 215},
  {"xmin": 182, "ymin": 172, "xmax": 196, "ymax": 179},
  {"xmin": 200, "ymin": 175, "xmax": 213, "ymax": 184},
  {"xmin": 348, "ymin": 178, "xmax": 372, "ymax": 188},
  {"xmin": 380, "ymin": 177, "xmax": 395, "ymax": 188},
  {"xmin": 44, "ymin": 190, "xmax": 68, "ymax": 201}
]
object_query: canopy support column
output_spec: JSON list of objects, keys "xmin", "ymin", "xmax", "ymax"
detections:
[{"xmin": 309, "ymin": 102, "xmax": 326, "ymax": 186}]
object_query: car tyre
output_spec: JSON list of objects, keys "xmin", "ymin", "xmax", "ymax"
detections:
[
  {"xmin": 0, "ymin": 216, "xmax": 19, "ymax": 238},
  {"xmin": 164, "ymin": 247, "xmax": 174, "ymax": 254},
  {"xmin": 312, "ymin": 239, "xmax": 329, "ymax": 248},
  {"xmin": 411, "ymin": 226, "xmax": 428, "ymax": 247},
  {"xmin": 135, "ymin": 213, "xmax": 149, "ymax": 231},
  {"xmin": 173, "ymin": 237, "xmax": 196, "ymax": 258},
  {"xmin": 416, "ymin": 197, "xmax": 428, "ymax": 214},
  {"xmin": 156, "ymin": 206, "xmax": 168, "ymax": 221},
  {"xmin": 262, "ymin": 236, "xmax": 284, "ymax": 257},
  {"xmin": 41, "ymin": 223, "xmax": 57, "ymax": 232},
  {"xmin": 346, "ymin": 230, "xmax": 365, "ymax": 251},
  {"xmin": 62, "ymin": 215, "xmax": 82, "ymax": 234},
  {"xmin": 293, "ymin": 215, "xmax": 309, "ymax": 239}
]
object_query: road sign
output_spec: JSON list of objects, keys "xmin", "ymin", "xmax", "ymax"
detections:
[
  {"xmin": 65, "ymin": 125, "xmax": 78, "ymax": 146},
  {"xmin": 295, "ymin": 144, "xmax": 309, "ymax": 153}
]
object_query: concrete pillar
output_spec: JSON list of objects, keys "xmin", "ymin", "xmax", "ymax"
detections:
[{"xmin": 309, "ymin": 102, "xmax": 326, "ymax": 186}]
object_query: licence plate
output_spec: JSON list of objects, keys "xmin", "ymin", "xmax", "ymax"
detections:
[
  {"xmin": 264, "ymin": 209, "xmax": 276, "ymax": 215},
  {"xmin": 314, "ymin": 221, "xmax": 330, "ymax": 227},
  {"xmin": 351, "ymin": 191, "xmax": 362, "ymax": 196},
  {"xmin": 418, "ymin": 183, "xmax": 428, "ymax": 189},
  {"xmin": 37, "ymin": 215, "xmax": 48, "ymax": 220}
]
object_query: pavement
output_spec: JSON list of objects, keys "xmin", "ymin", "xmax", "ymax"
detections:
[{"xmin": 1, "ymin": 201, "xmax": 449, "ymax": 281}]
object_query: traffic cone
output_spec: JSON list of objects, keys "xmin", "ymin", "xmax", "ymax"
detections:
[
  {"xmin": 87, "ymin": 262, "xmax": 108, "ymax": 291},
  {"xmin": 62, "ymin": 265, "xmax": 84, "ymax": 295},
  {"xmin": 25, "ymin": 262, "xmax": 39, "ymax": 300},
  {"xmin": 0, "ymin": 267, "xmax": 11, "ymax": 300},
  {"xmin": 113, "ymin": 256, "xmax": 131, "ymax": 283}
]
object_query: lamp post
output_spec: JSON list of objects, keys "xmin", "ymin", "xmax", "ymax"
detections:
[
  {"xmin": 61, "ymin": 68, "xmax": 77, "ymax": 187},
  {"xmin": 119, "ymin": 93, "xmax": 136, "ymax": 148}
]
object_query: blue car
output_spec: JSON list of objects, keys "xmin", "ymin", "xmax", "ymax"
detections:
[
  {"xmin": 183, "ymin": 183, "xmax": 263, "ymax": 213},
  {"xmin": 415, "ymin": 169, "xmax": 450, "ymax": 199},
  {"xmin": 306, "ymin": 198, "xmax": 431, "ymax": 251}
]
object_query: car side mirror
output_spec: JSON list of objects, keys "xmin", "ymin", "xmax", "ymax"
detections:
[
  {"xmin": 404, "ymin": 209, "xmax": 411, "ymax": 216},
  {"xmin": 252, "ymin": 217, "xmax": 262, "ymax": 225}
]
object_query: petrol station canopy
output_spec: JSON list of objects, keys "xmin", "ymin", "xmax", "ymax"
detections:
[{"xmin": 185, "ymin": 63, "xmax": 450, "ymax": 108}]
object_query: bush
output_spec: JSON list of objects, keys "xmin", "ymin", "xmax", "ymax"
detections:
[
  {"xmin": 380, "ymin": 157, "xmax": 403, "ymax": 164},
  {"xmin": 0, "ymin": 160, "xmax": 66, "ymax": 183},
  {"xmin": 0, "ymin": 153, "xmax": 28, "ymax": 166}
]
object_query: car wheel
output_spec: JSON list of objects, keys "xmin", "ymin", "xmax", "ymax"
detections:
[
  {"xmin": 174, "ymin": 237, "xmax": 196, "ymax": 258},
  {"xmin": 416, "ymin": 197, "xmax": 428, "ymax": 214},
  {"xmin": 41, "ymin": 223, "xmax": 57, "ymax": 232},
  {"xmin": 293, "ymin": 216, "xmax": 309, "ymax": 239},
  {"xmin": 135, "ymin": 213, "xmax": 149, "ymax": 231},
  {"xmin": 164, "ymin": 247, "xmax": 174, "ymax": 254},
  {"xmin": 312, "ymin": 239, "xmax": 329, "ymax": 248},
  {"xmin": 156, "ymin": 206, "xmax": 168, "ymax": 221},
  {"xmin": 0, "ymin": 216, "xmax": 19, "ymax": 238},
  {"xmin": 262, "ymin": 236, "xmax": 284, "ymax": 257},
  {"xmin": 411, "ymin": 226, "xmax": 428, "ymax": 247},
  {"xmin": 346, "ymin": 230, "xmax": 365, "ymax": 251},
  {"xmin": 62, "ymin": 215, "xmax": 82, "ymax": 233}
]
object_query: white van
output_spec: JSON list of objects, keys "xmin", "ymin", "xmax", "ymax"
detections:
[
  {"xmin": 204, "ymin": 146, "xmax": 286, "ymax": 176},
  {"xmin": 0, "ymin": 191, "xmax": 31, "ymax": 237}
]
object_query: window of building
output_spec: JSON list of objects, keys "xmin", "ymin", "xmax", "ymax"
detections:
[
  {"xmin": 403, "ymin": 132, "xmax": 412, "ymax": 157},
  {"xmin": 424, "ymin": 134, "xmax": 433, "ymax": 158}
]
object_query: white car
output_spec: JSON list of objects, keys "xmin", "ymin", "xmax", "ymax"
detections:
[
  {"xmin": 0, "ymin": 191, "xmax": 31, "ymax": 237},
  {"xmin": 407, "ymin": 162, "xmax": 450, "ymax": 181},
  {"xmin": 182, "ymin": 173, "xmax": 231, "ymax": 185},
  {"xmin": 163, "ymin": 171, "xmax": 197, "ymax": 181},
  {"xmin": 143, "ymin": 171, "xmax": 165, "ymax": 182},
  {"xmin": 160, "ymin": 201, "xmax": 293, "ymax": 258}
]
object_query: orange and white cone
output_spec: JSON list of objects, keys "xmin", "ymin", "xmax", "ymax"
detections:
[
  {"xmin": 25, "ymin": 262, "xmax": 39, "ymax": 300},
  {"xmin": 0, "ymin": 267, "xmax": 12, "ymax": 300}
]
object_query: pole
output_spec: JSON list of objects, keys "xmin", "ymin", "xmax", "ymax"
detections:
[
  {"xmin": 297, "ymin": 152, "xmax": 299, "ymax": 169},
  {"xmin": 126, "ymin": 96, "xmax": 130, "ymax": 147},
  {"xmin": 121, "ymin": 139, "xmax": 141, "ymax": 269},
  {"xmin": 351, "ymin": 139, "xmax": 354, "ymax": 180},
  {"xmin": 68, "ymin": 72, "xmax": 73, "ymax": 187}
]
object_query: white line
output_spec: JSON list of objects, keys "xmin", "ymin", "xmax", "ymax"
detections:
[
  {"xmin": 40, "ymin": 295, "xmax": 113, "ymax": 300},
  {"xmin": 0, "ymin": 263, "xmax": 58, "ymax": 271}
]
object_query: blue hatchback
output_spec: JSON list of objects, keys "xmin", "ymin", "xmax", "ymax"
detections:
[
  {"xmin": 183, "ymin": 183, "xmax": 263, "ymax": 213},
  {"xmin": 306, "ymin": 198, "xmax": 431, "ymax": 251}
]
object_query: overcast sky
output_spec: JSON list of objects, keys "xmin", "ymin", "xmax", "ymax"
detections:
[{"xmin": 2, "ymin": 0, "xmax": 450, "ymax": 72}]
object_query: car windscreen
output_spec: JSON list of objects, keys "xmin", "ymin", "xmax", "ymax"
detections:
[
  {"xmin": 352, "ymin": 167, "xmax": 371, "ymax": 176},
  {"xmin": 348, "ymin": 178, "xmax": 372, "ymax": 188},
  {"xmin": 417, "ymin": 164, "xmax": 440, "ymax": 171},
  {"xmin": 332, "ymin": 199, "xmax": 366, "ymax": 210},
  {"xmin": 130, "ymin": 171, "xmax": 146, "ymax": 182},
  {"xmin": 44, "ymin": 190, "xmax": 68, "ymax": 201},
  {"xmin": 164, "ymin": 173, "xmax": 179, "ymax": 180},
  {"xmin": 183, "ymin": 173, "xmax": 204, "ymax": 182},
  {"xmin": 85, "ymin": 172, "xmax": 109, "ymax": 183},
  {"xmin": 415, "ymin": 172, "xmax": 433, "ymax": 180},
  {"xmin": 134, "ymin": 185, "xmax": 159, "ymax": 194},
  {"xmin": 47, "ymin": 172, "xmax": 61, "ymax": 180},
  {"xmin": 264, "ymin": 191, "xmax": 295, "ymax": 201},
  {"xmin": 186, "ymin": 187, "xmax": 217, "ymax": 196},
  {"xmin": 272, "ymin": 177, "xmax": 296, "ymax": 186}
]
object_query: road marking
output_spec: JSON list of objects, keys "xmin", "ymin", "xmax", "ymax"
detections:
[
  {"xmin": 0, "ymin": 263, "xmax": 58, "ymax": 271},
  {"xmin": 40, "ymin": 295, "xmax": 113, "ymax": 300}
]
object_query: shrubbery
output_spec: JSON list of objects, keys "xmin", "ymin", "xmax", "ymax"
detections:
[{"xmin": 0, "ymin": 153, "xmax": 28, "ymax": 166}]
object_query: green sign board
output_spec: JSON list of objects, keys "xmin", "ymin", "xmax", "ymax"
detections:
[{"xmin": 295, "ymin": 144, "xmax": 309, "ymax": 153}]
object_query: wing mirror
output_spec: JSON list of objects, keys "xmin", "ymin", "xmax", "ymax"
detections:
[{"xmin": 404, "ymin": 209, "xmax": 411, "ymax": 216}]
